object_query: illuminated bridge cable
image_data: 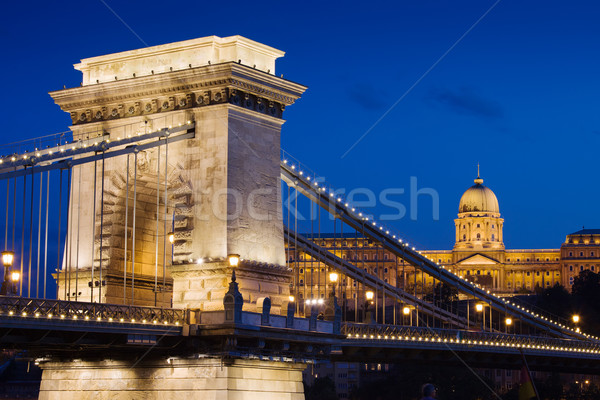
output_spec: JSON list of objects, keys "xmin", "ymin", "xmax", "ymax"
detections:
[
  {"xmin": 131, "ymin": 151, "xmax": 138, "ymax": 306},
  {"xmin": 285, "ymin": 227, "xmax": 469, "ymax": 328},
  {"xmin": 66, "ymin": 166, "xmax": 72, "ymax": 302},
  {"xmin": 43, "ymin": 170, "xmax": 49, "ymax": 299},
  {"xmin": 99, "ymin": 150, "xmax": 105, "ymax": 303},
  {"xmin": 154, "ymin": 143, "xmax": 160, "ymax": 306},
  {"xmin": 36, "ymin": 170, "xmax": 42, "ymax": 297},
  {"xmin": 123, "ymin": 154, "xmax": 129, "ymax": 304},
  {"xmin": 162, "ymin": 135, "xmax": 168, "ymax": 305},
  {"xmin": 20, "ymin": 170, "xmax": 26, "ymax": 297},
  {"xmin": 90, "ymin": 159, "xmax": 97, "ymax": 302},
  {"xmin": 280, "ymin": 155, "xmax": 592, "ymax": 340},
  {"xmin": 56, "ymin": 169, "xmax": 62, "ymax": 299},
  {"xmin": 75, "ymin": 165, "xmax": 82, "ymax": 301}
]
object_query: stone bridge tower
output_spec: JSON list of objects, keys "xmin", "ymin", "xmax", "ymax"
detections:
[{"xmin": 50, "ymin": 35, "xmax": 306, "ymax": 313}]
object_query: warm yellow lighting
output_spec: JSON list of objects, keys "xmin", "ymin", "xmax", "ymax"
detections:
[
  {"xmin": 403, "ymin": 306, "xmax": 411, "ymax": 315},
  {"xmin": 475, "ymin": 303, "xmax": 484, "ymax": 312},
  {"xmin": 573, "ymin": 314, "xmax": 580, "ymax": 324},
  {"xmin": 288, "ymin": 295, "xmax": 295, "ymax": 302},
  {"xmin": 366, "ymin": 291, "xmax": 374, "ymax": 301},
  {"xmin": 1, "ymin": 251, "xmax": 14, "ymax": 267},
  {"xmin": 329, "ymin": 272, "xmax": 339, "ymax": 283},
  {"xmin": 10, "ymin": 271, "xmax": 20, "ymax": 282},
  {"xmin": 228, "ymin": 254, "xmax": 240, "ymax": 267},
  {"xmin": 505, "ymin": 317, "xmax": 513, "ymax": 326},
  {"xmin": 168, "ymin": 232, "xmax": 175, "ymax": 244}
]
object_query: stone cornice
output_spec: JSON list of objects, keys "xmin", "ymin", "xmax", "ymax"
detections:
[{"xmin": 50, "ymin": 62, "xmax": 306, "ymax": 112}]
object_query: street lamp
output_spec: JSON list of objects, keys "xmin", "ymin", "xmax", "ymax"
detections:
[
  {"xmin": 2, "ymin": 251, "xmax": 14, "ymax": 268},
  {"xmin": 365, "ymin": 290, "xmax": 374, "ymax": 324},
  {"xmin": 476, "ymin": 303, "xmax": 485, "ymax": 331},
  {"xmin": 228, "ymin": 254, "xmax": 240, "ymax": 267},
  {"xmin": 167, "ymin": 232, "xmax": 175, "ymax": 244},
  {"xmin": 1, "ymin": 251, "xmax": 15, "ymax": 296},
  {"xmin": 573, "ymin": 314, "xmax": 580, "ymax": 324},
  {"xmin": 329, "ymin": 271, "xmax": 338, "ymax": 297}
]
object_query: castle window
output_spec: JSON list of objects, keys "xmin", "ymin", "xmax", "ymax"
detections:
[
  {"xmin": 536, "ymin": 258, "xmax": 539, "ymax": 262},
  {"xmin": 463, "ymin": 225, "xmax": 466, "ymax": 229},
  {"xmin": 299, "ymin": 279, "xmax": 303, "ymax": 284},
  {"xmin": 477, "ymin": 270, "xmax": 481, "ymax": 275},
  {"xmin": 507, "ymin": 258, "xmax": 510, "ymax": 261},
  {"xmin": 580, "ymin": 265, "xmax": 584, "ymax": 271},
  {"xmin": 384, "ymin": 268, "xmax": 388, "ymax": 273},
  {"xmin": 569, "ymin": 252, "xmax": 573, "ymax": 257},
  {"xmin": 526, "ymin": 272, "xmax": 530, "ymax": 276},
  {"xmin": 342, "ymin": 254, "xmax": 347, "ymax": 260},
  {"xmin": 580, "ymin": 252, "xmax": 584, "ymax": 257},
  {"xmin": 569, "ymin": 277, "xmax": 574, "ymax": 285},
  {"xmin": 364, "ymin": 255, "xmax": 368, "ymax": 261},
  {"xmin": 343, "ymin": 241, "xmax": 347, "ymax": 247},
  {"xmin": 592, "ymin": 265, "xmax": 595, "ymax": 271},
  {"xmin": 492, "ymin": 224, "xmax": 495, "ymax": 229},
  {"xmin": 476, "ymin": 224, "xmax": 480, "ymax": 228},
  {"xmin": 526, "ymin": 258, "xmax": 530, "ymax": 262},
  {"xmin": 536, "ymin": 271, "xmax": 540, "ymax": 276},
  {"xmin": 546, "ymin": 258, "xmax": 549, "ymax": 261},
  {"xmin": 476, "ymin": 233, "xmax": 481, "ymax": 240},
  {"xmin": 384, "ymin": 254, "xmax": 388, "ymax": 260},
  {"xmin": 546, "ymin": 271, "xmax": 550, "ymax": 276},
  {"xmin": 592, "ymin": 251, "xmax": 595, "ymax": 257},
  {"xmin": 517, "ymin": 259, "xmax": 520, "ymax": 262},
  {"xmin": 492, "ymin": 234, "xmax": 495, "ymax": 241},
  {"xmin": 463, "ymin": 234, "xmax": 466, "ymax": 241},
  {"xmin": 300, "ymin": 268, "xmax": 304, "ymax": 274},
  {"xmin": 569, "ymin": 265, "xmax": 573, "ymax": 272}
]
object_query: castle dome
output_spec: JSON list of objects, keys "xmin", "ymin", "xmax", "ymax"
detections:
[{"xmin": 458, "ymin": 175, "xmax": 499, "ymax": 214}]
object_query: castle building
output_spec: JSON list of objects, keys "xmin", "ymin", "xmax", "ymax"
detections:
[{"xmin": 293, "ymin": 173, "xmax": 591, "ymax": 300}]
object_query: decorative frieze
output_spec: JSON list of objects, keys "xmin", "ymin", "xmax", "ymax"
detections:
[{"xmin": 69, "ymin": 87, "xmax": 287, "ymax": 125}]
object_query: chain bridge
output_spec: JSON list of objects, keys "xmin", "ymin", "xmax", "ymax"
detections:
[{"xmin": 0, "ymin": 35, "xmax": 597, "ymax": 399}]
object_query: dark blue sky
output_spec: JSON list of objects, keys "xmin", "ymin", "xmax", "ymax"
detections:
[{"xmin": 1, "ymin": 0, "xmax": 599, "ymax": 251}]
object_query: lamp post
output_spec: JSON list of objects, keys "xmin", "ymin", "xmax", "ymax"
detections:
[
  {"xmin": 505, "ymin": 316, "xmax": 512, "ymax": 333},
  {"xmin": 329, "ymin": 271, "xmax": 338, "ymax": 297},
  {"xmin": 476, "ymin": 302, "xmax": 485, "ymax": 331},
  {"xmin": 1, "ymin": 251, "xmax": 14, "ymax": 296},
  {"xmin": 402, "ymin": 305, "xmax": 412, "ymax": 326},
  {"xmin": 365, "ymin": 290, "xmax": 374, "ymax": 324},
  {"xmin": 573, "ymin": 314, "xmax": 580, "ymax": 332}
]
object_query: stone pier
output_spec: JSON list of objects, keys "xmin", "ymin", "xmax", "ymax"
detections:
[{"xmin": 39, "ymin": 358, "xmax": 306, "ymax": 400}]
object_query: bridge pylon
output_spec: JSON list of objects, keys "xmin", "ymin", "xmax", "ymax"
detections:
[{"xmin": 49, "ymin": 35, "xmax": 306, "ymax": 313}]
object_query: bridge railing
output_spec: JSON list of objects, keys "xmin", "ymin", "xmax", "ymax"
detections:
[
  {"xmin": 342, "ymin": 322, "xmax": 600, "ymax": 354},
  {"xmin": 0, "ymin": 296, "xmax": 185, "ymax": 325}
]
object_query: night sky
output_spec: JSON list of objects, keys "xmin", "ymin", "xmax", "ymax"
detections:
[{"xmin": 1, "ymin": 0, "xmax": 599, "ymax": 252}]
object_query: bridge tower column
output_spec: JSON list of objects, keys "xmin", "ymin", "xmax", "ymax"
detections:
[{"xmin": 50, "ymin": 35, "xmax": 306, "ymax": 312}]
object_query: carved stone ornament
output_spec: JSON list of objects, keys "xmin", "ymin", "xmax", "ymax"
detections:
[
  {"xmin": 128, "ymin": 106, "xmax": 135, "ymax": 115},
  {"xmin": 145, "ymin": 103, "xmax": 152, "ymax": 112}
]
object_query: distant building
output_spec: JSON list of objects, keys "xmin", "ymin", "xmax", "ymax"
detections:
[
  {"xmin": 560, "ymin": 229, "xmax": 600, "ymax": 286},
  {"xmin": 293, "ymin": 173, "xmax": 592, "ymax": 303}
]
